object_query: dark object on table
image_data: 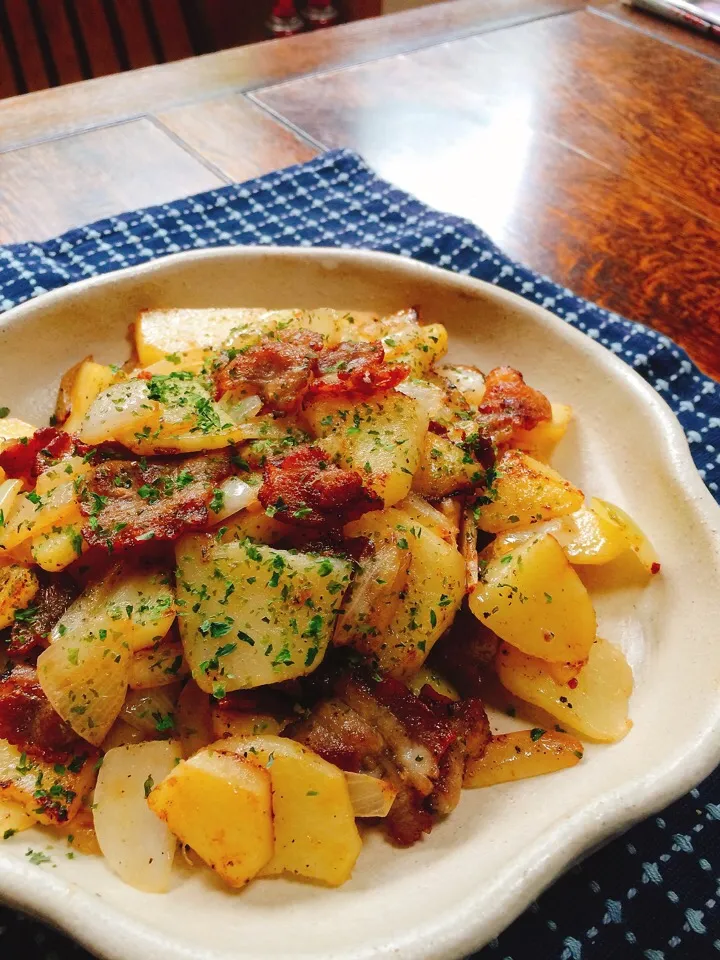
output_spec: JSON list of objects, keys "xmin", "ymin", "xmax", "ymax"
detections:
[
  {"xmin": 305, "ymin": 1, "xmax": 341, "ymax": 28},
  {"xmin": 267, "ymin": 0, "xmax": 306, "ymax": 36}
]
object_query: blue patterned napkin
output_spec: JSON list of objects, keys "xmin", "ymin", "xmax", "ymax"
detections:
[{"xmin": 1, "ymin": 149, "xmax": 718, "ymax": 960}]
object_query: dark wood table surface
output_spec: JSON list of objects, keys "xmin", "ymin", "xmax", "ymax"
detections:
[{"xmin": 1, "ymin": 0, "xmax": 718, "ymax": 378}]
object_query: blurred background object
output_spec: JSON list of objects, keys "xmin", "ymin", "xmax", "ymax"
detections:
[{"xmin": 0, "ymin": 0, "xmax": 447, "ymax": 100}]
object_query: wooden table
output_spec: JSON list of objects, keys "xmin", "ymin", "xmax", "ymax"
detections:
[{"xmin": 1, "ymin": 0, "xmax": 718, "ymax": 378}]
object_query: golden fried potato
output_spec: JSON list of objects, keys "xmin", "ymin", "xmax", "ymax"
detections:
[
  {"xmin": 464, "ymin": 729, "xmax": 583, "ymax": 787},
  {"xmin": 469, "ymin": 533, "xmax": 596, "ymax": 662},
  {"xmin": 496, "ymin": 637, "xmax": 633, "ymax": 742}
]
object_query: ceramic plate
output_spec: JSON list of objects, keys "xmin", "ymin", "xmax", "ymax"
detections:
[{"xmin": 1, "ymin": 247, "xmax": 719, "ymax": 960}]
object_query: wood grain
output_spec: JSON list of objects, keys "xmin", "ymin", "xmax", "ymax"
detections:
[
  {"xmin": 0, "ymin": 0, "xmax": 581, "ymax": 152},
  {"xmin": 254, "ymin": 13, "xmax": 720, "ymax": 221},
  {"xmin": 591, "ymin": 1, "xmax": 720, "ymax": 61},
  {"xmin": 157, "ymin": 95, "xmax": 318, "ymax": 181},
  {"xmin": 0, "ymin": 119, "xmax": 225, "ymax": 245},
  {"xmin": 5, "ymin": 0, "xmax": 49, "ymax": 92},
  {"xmin": 252, "ymin": 14, "xmax": 720, "ymax": 377},
  {"xmin": 73, "ymin": 0, "xmax": 122, "ymax": 78}
]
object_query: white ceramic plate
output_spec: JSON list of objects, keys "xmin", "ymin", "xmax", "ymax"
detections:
[{"xmin": 1, "ymin": 247, "xmax": 719, "ymax": 960}]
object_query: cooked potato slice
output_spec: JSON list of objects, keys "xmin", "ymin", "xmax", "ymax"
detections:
[
  {"xmin": 513, "ymin": 403, "xmax": 573, "ymax": 461},
  {"xmin": 474, "ymin": 450, "xmax": 583, "ymax": 534},
  {"xmin": 62, "ymin": 361, "xmax": 119, "ymax": 435},
  {"xmin": 592, "ymin": 498, "xmax": 660, "ymax": 574},
  {"xmin": 464, "ymin": 729, "xmax": 583, "ymax": 787},
  {"xmin": 0, "ymin": 418, "xmax": 36, "ymax": 450},
  {"xmin": 211, "ymin": 707, "xmax": 284, "ymax": 740},
  {"xmin": 406, "ymin": 663, "xmax": 460, "ymax": 701},
  {"xmin": 217, "ymin": 506, "xmax": 286, "ymax": 545},
  {"xmin": 0, "ymin": 564, "xmax": 39, "ymax": 630},
  {"xmin": 0, "ymin": 798, "xmax": 37, "ymax": 837},
  {"xmin": 218, "ymin": 735, "xmax": 362, "ymax": 886},
  {"xmin": 496, "ymin": 638, "xmax": 633, "ymax": 742},
  {"xmin": 344, "ymin": 507, "xmax": 465, "ymax": 677},
  {"xmin": 147, "ymin": 747, "xmax": 274, "ymax": 888},
  {"xmin": 29, "ymin": 508, "xmax": 86, "ymax": 572},
  {"xmin": 176, "ymin": 536, "xmax": 351, "ymax": 693},
  {"xmin": 375, "ymin": 310, "xmax": 448, "ymax": 375},
  {"xmin": 136, "ymin": 308, "xmax": 268, "ymax": 365},
  {"xmin": 469, "ymin": 533, "xmax": 596, "ymax": 662},
  {"xmin": 51, "ymin": 561, "xmax": 176, "ymax": 653},
  {"xmin": 94, "ymin": 741, "xmax": 181, "ymax": 893},
  {"xmin": 305, "ymin": 390, "xmax": 429, "ymax": 508},
  {"xmin": 0, "ymin": 470, "xmax": 86, "ymax": 553},
  {"xmin": 412, "ymin": 433, "xmax": 483, "ymax": 499},
  {"xmin": 37, "ymin": 629, "xmax": 131, "ymax": 746},
  {"xmin": 0, "ymin": 738, "xmax": 97, "ymax": 825}
]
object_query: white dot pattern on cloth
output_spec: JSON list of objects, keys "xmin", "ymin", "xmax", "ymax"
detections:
[{"xmin": 0, "ymin": 149, "xmax": 718, "ymax": 960}]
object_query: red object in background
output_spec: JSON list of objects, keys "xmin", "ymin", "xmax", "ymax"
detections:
[
  {"xmin": 305, "ymin": 0, "xmax": 340, "ymax": 28},
  {"xmin": 267, "ymin": 0, "xmax": 305, "ymax": 36}
]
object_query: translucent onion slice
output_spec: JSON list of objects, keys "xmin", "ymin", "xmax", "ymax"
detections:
[
  {"xmin": 397, "ymin": 378, "xmax": 447, "ymax": 421},
  {"xmin": 94, "ymin": 740, "xmax": 181, "ymax": 893},
  {"xmin": 78, "ymin": 380, "xmax": 161, "ymax": 445},
  {"xmin": 344, "ymin": 772, "xmax": 397, "ymax": 818},
  {"xmin": 437, "ymin": 364, "xmax": 486, "ymax": 407},
  {"xmin": 210, "ymin": 476, "xmax": 259, "ymax": 523},
  {"xmin": 399, "ymin": 493, "xmax": 458, "ymax": 544},
  {"xmin": 120, "ymin": 686, "xmax": 180, "ymax": 737},
  {"xmin": 460, "ymin": 500, "xmax": 479, "ymax": 589},
  {"xmin": 128, "ymin": 639, "xmax": 188, "ymax": 690},
  {"xmin": 333, "ymin": 540, "xmax": 408, "ymax": 652},
  {"xmin": 0, "ymin": 478, "xmax": 22, "ymax": 526},
  {"xmin": 176, "ymin": 681, "xmax": 213, "ymax": 759},
  {"xmin": 37, "ymin": 629, "xmax": 131, "ymax": 746}
]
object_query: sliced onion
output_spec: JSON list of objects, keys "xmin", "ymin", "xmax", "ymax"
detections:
[
  {"xmin": 128, "ymin": 639, "xmax": 188, "ymax": 690},
  {"xmin": 344, "ymin": 772, "xmax": 397, "ymax": 818},
  {"xmin": 397, "ymin": 378, "xmax": 447, "ymax": 420},
  {"xmin": 78, "ymin": 380, "xmax": 160, "ymax": 445},
  {"xmin": 120, "ymin": 685, "xmax": 180, "ymax": 737},
  {"xmin": 333, "ymin": 540, "xmax": 409, "ymax": 654},
  {"xmin": 399, "ymin": 493, "xmax": 458, "ymax": 544},
  {"xmin": 0, "ymin": 479, "xmax": 22, "ymax": 525},
  {"xmin": 210, "ymin": 476, "xmax": 260, "ymax": 524},
  {"xmin": 438, "ymin": 364, "xmax": 486, "ymax": 407},
  {"xmin": 94, "ymin": 740, "xmax": 181, "ymax": 893},
  {"xmin": 176, "ymin": 681, "xmax": 214, "ymax": 759},
  {"xmin": 102, "ymin": 719, "xmax": 151, "ymax": 751},
  {"xmin": 461, "ymin": 501, "xmax": 479, "ymax": 590}
]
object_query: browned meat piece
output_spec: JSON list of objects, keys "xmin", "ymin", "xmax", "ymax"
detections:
[
  {"xmin": 214, "ymin": 330, "xmax": 323, "ymax": 413},
  {"xmin": 0, "ymin": 427, "xmax": 90, "ymax": 485},
  {"xmin": 424, "ymin": 694, "xmax": 491, "ymax": 816},
  {"xmin": 7, "ymin": 573, "xmax": 79, "ymax": 656},
  {"xmin": 0, "ymin": 663, "xmax": 91, "ymax": 766},
  {"xmin": 290, "ymin": 699, "xmax": 384, "ymax": 771},
  {"xmin": 288, "ymin": 670, "xmax": 490, "ymax": 847},
  {"xmin": 259, "ymin": 445, "xmax": 381, "ymax": 528},
  {"xmin": 309, "ymin": 341, "xmax": 408, "ymax": 397},
  {"xmin": 477, "ymin": 366, "xmax": 551, "ymax": 446},
  {"xmin": 80, "ymin": 451, "xmax": 232, "ymax": 550},
  {"xmin": 430, "ymin": 607, "xmax": 500, "ymax": 698}
]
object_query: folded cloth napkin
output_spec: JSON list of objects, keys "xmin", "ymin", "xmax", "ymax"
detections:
[{"xmin": 0, "ymin": 149, "xmax": 718, "ymax": 960}]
